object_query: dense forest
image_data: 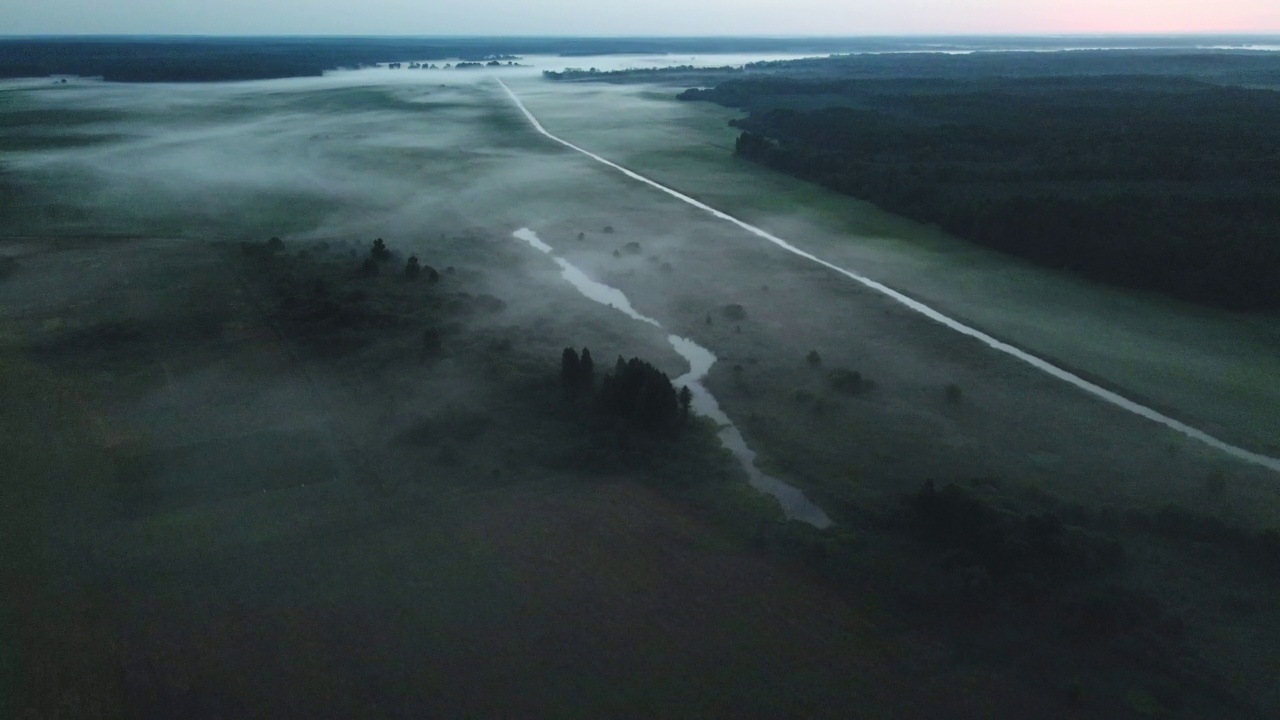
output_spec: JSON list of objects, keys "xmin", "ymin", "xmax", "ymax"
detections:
[{"xmin": 679, "ymin": 58, "xmax": 1280, "ymax": 310}]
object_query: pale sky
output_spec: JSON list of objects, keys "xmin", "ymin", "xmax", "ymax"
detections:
[{"xmin": 3, "ymin": 0, "xmax": 1278, "ymax": 36}]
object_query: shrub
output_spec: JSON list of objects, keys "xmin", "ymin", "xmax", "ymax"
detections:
[
  {"xmin": 371, "ymin": 238, "xmax": 391, "ymax": 262},
  {"xmin": 945, "ymin": 383, "xmax": 963, "ymax": 403},
  {"xmin": 722, "ymin": 303, "xmax": 747, "ymax": 321},
  {"xmin": 405, "ymin": 255, "xmax": 421, "ymax": 279},
  {"xmin": 806, "ymin": 349, "xmax": 822, "ymax": 367}
]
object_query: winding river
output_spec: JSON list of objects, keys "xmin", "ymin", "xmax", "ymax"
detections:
[{"xmin": 514, "ymin": 228, "xmax": 834, "ymax": 528}]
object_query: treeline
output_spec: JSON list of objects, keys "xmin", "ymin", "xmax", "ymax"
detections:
[
  {"xmin": 684, "ymin": 72, "xmax": 1280, "ymax": 309},
  {"xmin": 739, "ymin": 50, "xmax": 1280, "ymax": 86}
]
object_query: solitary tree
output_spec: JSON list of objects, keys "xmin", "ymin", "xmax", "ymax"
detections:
[
  {"xmin": 405, "ymin": 255, "xmax": 422, "ymax": 280},
  {"xmin": 371, "ymin": 238, "xmax": 391, "ymax": 262}
]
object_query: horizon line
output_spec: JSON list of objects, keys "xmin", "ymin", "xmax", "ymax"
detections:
[{"xmin": 2, "ymin": 32, "xmax": 1280, "ymax": 40}]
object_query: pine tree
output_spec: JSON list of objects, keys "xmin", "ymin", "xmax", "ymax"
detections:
[
  {"xmin": 561, "ymin": 348, "xmax": 581, "ymax": 396},
  {"xmin": 579, "ymin": 348, "xmax": 595, "ymax": 393}
]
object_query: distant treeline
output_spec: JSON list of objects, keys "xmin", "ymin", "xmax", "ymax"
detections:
[
  {"xmin": 541, "ymin": 49, "xmax": 1280, "ymax": 88},
  {"xmin": 680, "ymin": 62, "xmax": 1280, "ymax": 310},
  {"xmin": 0, "ymin": 36, "xmax": 1050, "ymax": 83},
  {"xmin": 0, "ymin": 38, "xmax": 538, "ymax": 82},
  {"xmin": 8, "ymin": 37, "xmax": 1280, "ymax": 84}
]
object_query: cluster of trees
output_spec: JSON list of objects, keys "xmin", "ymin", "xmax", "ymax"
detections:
[
  {"xmin": 693, "ymin": 73, "xmax": 1280, "ymax": 309},
  {"xmin": 560, "ymin": 347, "xmax": 595, "ymax": 398},
  {"xmin": 238, "ymin": 235, "xmax": 449, "ymax": 355},
  {"xmin": 560, "ymin": 348, "xmax": 693, "ymax": 433}
]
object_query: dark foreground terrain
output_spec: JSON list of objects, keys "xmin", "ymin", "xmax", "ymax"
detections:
[{"xmin": 2, "ymin": 232, "xmax": 1275, "ymax": 719}]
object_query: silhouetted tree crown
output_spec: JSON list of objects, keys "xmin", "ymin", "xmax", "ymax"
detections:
[{"xmin": 561, "ymin": 347, "xmax": 582, "ymax": 397}]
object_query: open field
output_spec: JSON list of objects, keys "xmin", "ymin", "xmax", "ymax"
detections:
[{"xmin": 2, "ymin": 66, "xmax": 1279, "ymax": 717}]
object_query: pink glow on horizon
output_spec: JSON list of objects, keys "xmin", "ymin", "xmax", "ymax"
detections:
[
  {"xmin": 1, "ymin": 0, "xmax": 1278, "ymax": 35},
  {"xmin": 1010, "ymin": 0, "xmax": 1279, "ymax": 34}
]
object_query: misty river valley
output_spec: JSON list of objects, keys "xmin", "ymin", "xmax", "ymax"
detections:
[{"xmin": 4, "ymin": 55, "xmax": 1280, "ymax": 719}]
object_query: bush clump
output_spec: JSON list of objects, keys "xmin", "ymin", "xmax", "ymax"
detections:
[
  {"xmin": 1128, "ymin": 504, "xmax": 1280, "ymax": 574},
  {"xmin": 828, "ymin": 368, "xmax": 863, "ymax": 394},
  {"xmin": 905, "ymin": 480, "xmax": 1125, "ymax": 588}
]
